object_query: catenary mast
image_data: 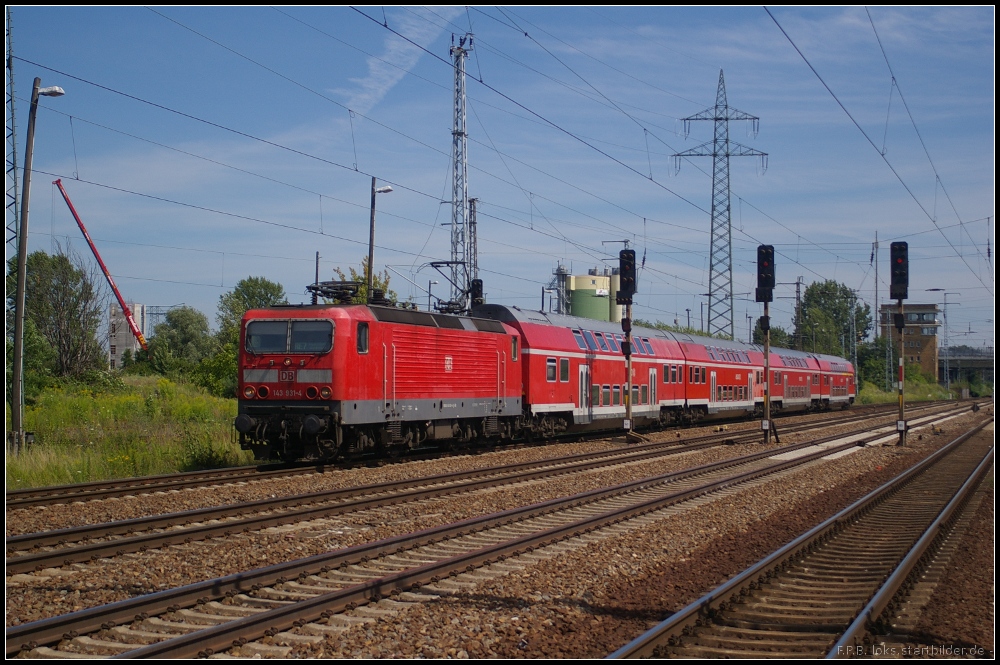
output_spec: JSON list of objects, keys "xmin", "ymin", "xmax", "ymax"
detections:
[{"xmin": 446, "ymin": 34, "xmax": 472, "ymax": 312}]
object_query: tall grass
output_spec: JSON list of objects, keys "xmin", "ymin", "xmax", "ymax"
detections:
[{"xmin": 6, "ymin": 376, "xmax": 251, "ymax": 490}]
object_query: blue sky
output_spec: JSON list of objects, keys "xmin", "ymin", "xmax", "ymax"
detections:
[{"xmin": 6, "ymin": 6, "xmax": 994, "ymax": 348}]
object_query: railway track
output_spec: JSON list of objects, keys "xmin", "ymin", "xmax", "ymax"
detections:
[
  {"xmin": 609, "ymin": 419, "xmax": 993, "ymax": 658},
  {"xmin": 6, "ymin": 403, "xmax": 955, "ymax": 574},
  {"xmin": 6, "ymin": 404, "xmax": 978, "ymax": 658},
  {"xmin": 5, "ymin": 401, "xmax": 931, "ymax": 509}
]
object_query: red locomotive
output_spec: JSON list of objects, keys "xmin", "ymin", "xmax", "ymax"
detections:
[{"xmin": 234, "ymin": 301, "xmax": 855, "ymax": 461}]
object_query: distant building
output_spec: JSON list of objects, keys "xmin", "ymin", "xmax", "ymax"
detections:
[
  {"xmin": 108, "ymin": 303, "xmax": 147, "ymax": 370},
  {"xmin": 879, "ymin": 303, "xmax": 940, "ymax": 381}
]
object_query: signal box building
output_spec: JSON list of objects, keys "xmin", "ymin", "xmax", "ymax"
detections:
[
  {"xmin": 108, "ymin": 303, "xmax": 147, "ymax": 370},
  {"xmin": 879, "ymin": 303, "xmax": 940, "ymax": 382}
]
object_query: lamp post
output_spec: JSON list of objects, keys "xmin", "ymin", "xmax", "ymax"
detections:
[
  {"xmin": 10, "ymin": 77, "xmax": 65, "ymax": 454},
  {"xmin": 926, "ymin": 289, "xmax": 960, "ymax": 394},
  {"xmin": 427, "ymin": 280, "xmax": 438, "ymax": 311},
  {"xmin": 366, "ymin": 177, "xmax": 393, "ymax": 302}
]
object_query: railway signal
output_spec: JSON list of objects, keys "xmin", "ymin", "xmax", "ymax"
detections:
[
  {"xmin": 617, "ymin": 249, "xmax": 636, "ymax": 305},
  {"xmin": 755, "ymin": 244, "xmax": 774, "ymax": 303},
  {"xmin": 890, "ymin": 242, "xmax": 908, "ymax": 300}
]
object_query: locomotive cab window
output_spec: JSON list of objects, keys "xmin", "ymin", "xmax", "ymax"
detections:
[
  {"xmin": 512, "ymin": 337, "xmax": 519, "ymax": 361},
  {"xmin": 246, "ymin": 320, "xmax": 290, "ymax": 354},
  {"xmin": 357, "ymin": 322, "xmax": 369, "ymax": 354},
  {"xmin": 246, "ymin": 319, "xmax": 333, "ymax": 354},
  {"xmin": 291, "ymin": 321, "xmax": 333, "ymax": 353}
]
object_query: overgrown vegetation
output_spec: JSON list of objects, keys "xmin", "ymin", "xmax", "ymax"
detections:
[{"xmin": 5, "ymin": 376, "xmax": 248, "ymax": 489}]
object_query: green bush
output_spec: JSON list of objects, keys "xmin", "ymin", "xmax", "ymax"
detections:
[{"xmin": 6, "ymin": 375, "xmax": 250, "ymax": 489}]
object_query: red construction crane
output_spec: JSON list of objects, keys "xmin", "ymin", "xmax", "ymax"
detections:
[{"xmin": 53, "ymin": 179, "xmax": 148, "ymax": 351}]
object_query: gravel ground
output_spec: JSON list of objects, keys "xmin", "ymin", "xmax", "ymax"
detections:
[
  {"xmin": 6, "ymin": 404, "xmax": 987, "ymax": 657},
  {"xmin": 290, "ymin": 409, "xmax": 992, "ymax": 659},
  {"xmin": 5, "ymin": 429, "xmax": 781, "ymax": 626}
]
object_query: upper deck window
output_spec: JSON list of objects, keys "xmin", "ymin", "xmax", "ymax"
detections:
[
  {"xmin": 572, "ymin": 330, "xmax": 587, "ymax": 350},
  {"xmin": 246, "ymin": 319, "xmax": 333, "ymax": 354}
]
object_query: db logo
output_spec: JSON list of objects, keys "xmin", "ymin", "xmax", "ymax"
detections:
[
  {"xmin": 444, "ymin": 356, "xmax": 453, "ymax": 372},
  {"xmin": 279, "ymin": 370, "xmax": 296, "ymax": 382}
]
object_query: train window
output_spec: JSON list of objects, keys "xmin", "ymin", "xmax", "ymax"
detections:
[
  {"xmin": 812, "ymin": 374, "xmax": 819, "ymax": 385},
  {"xmin": 592, "ymin": 385, "xmax": 600, "ymax": 406},
  {"xmin": 602, "ymin": 385, "xmax": 611, "ymax": 405},
  {"xmin": 291, "ymin": 321, "xmax": 334, "ymax": 353},
  {"xmin": 640, "ymin": 385, "xmax": 648, "ymax": 405},
  {"xmin": 246, "ymin": 320, "xmax": 290, "ymax": 354},
  {"xmin": 662, "ymin": 365, "xmax": 670, "ymax": 382},
  {"xmin": 357, "ymin": 322, "xmax": 369, "ymax": 354},
  {"xmin": 605, "ymin": 334, "xmax": 620, "ymax": 353},
  {"xmin": 672, "ymin": 365, "xmax": 678, "ymax": 384},
  {"xmin": 630, "ymin": 337, "xmax": 643, "ymax": 355},
  {"xmin": 632, "ymin": 385, "xmax": 640, "ymax": 405},
  {"xmin": 582, "ymin": 330, "xmax": 599, "ymax": 351},
  {"xmin": 572, "ymin": 330, "xmax": 587, "ymax": 350},
  {"xmin": 546, "ymin": 358, "xmax": 557, "ymax": 382},
  {"xmin": 595, "ymin": 333, "xmax": 609, "ymax": 352},
  {"xmin": 512, "ymin": 337, "xmax": 519, "ymax": 361},
  {"xmin": 641, "ymin": 338, "xmax": 654, "ymax": 355},
  {"xmin": 560, "ymin": 358, "xmax": 570, "ymax": 382},
  {"xmin": 612, "ymin": 385, "xmax": 621, "ymax": 405}
]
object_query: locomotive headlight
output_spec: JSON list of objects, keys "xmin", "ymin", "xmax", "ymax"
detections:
[
  {"xmin": 306, "ymin": 386, "xmax": 318, "ymax": 399},
  {"xmin": 320, "ymin": 387, "xmax": 332, "ymax": 399},
  {"xmin": 243, "ymin": 386, "xmax": 256, "ymax": 399},
  {"xmin": 283, "ymin": 358, "xmax": 292, "ymax": 366}
]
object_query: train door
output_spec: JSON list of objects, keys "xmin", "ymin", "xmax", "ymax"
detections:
[
  {"xmin": 748, "ymin": 373, "xmax": 753, "ymax": 406},
  {"xmin": 578, "ymin": 365, "xmax": 591, "ymax": 424},
  {"xmin": 710, "ymin": 371, "xmax": 717, "ymax": 408},
  {"xmin": 649, "ymin": 368, "xmax": 657, "ymax": 407}
]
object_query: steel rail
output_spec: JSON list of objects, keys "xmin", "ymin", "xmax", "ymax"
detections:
[
  {"xmin": 607, "ymin": 418, "xmax": 992, "ymax": 658},
  {"xmin": 8, "ymin": 404, "xmax": 951, "ymax": 573},
  {"xmin": 828, "ymin": 444, "xmax": 994, "ymax": 657},
  {"xmin": 7, "ymin": 416, "xmax": 913, "ymax": 658}
]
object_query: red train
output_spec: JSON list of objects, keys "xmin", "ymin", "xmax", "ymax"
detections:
[{"xmin": 234, "ymin": 302, "xmax": 855, "ymax": 461}]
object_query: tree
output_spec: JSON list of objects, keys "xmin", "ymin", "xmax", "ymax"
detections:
[
  {"xmin": 148, "ymin": 306, "xmax": 214, "ymax": 374},
  {"xmin": 216, "ymin": 277, "xmax": 287, "ymax": 347},
  {"xmin": 633, "ymin": 318, "xmax": 729, "ymax": 340},
  {"xmin": 752, "ymin": 321, "xmax": 793, "ymax": 349},
  {"xmin": 6, "ymin": 249, "xmax": 108, "ymax": 377},
  {"xmin": 792, "ymin": 280, "xmax": 871, "ymax": 356},
  {"xmin": 332, "ymin": 257, "xmax": 397, "ymax": 305},
  {"xmin": 5, "ymin": 318, "xmax": 57, "ymax": 407}
]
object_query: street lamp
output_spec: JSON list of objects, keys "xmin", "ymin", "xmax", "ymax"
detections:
[
  {"xmin": 926, "ymin": 289, "xmax": 960, "ymax": 393},
  {"xmin": 427, "ymin": 280, "xmax": 438, "ymax": 311},
  {"xmin": 11, "ymin": 77, "xmax": 65, "ymax": 454},
  {"xmin": 367, "ymin": 177, "xmax": 393, "ymax": 302}
]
